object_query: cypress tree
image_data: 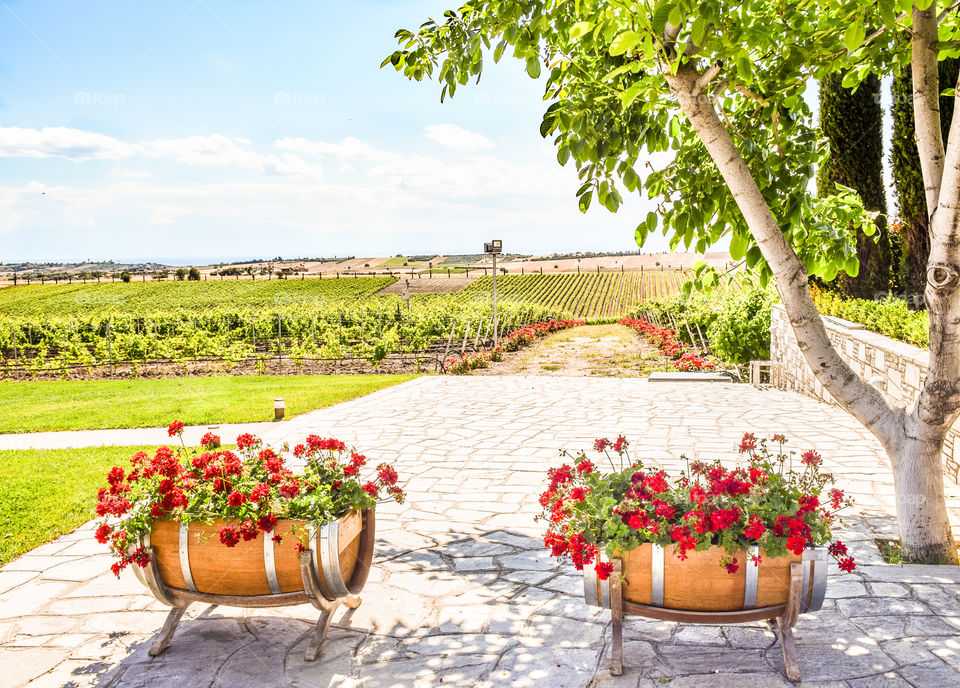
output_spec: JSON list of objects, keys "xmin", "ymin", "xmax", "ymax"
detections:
[
  {"xmin": 892, "ymin": 57, "xmax": 959, "ymax": 299},
  {"xmin": 817, "ymin": 72, "xmax": 890, "ymax": 298}
]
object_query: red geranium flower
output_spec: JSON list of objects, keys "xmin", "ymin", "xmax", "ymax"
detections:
[
  {"xmin": 787, "ymin": 535, "xmax": 807, "ymax": 556},
  {"xmin": 95, "ymin": 523, "xmax": 113, "ymax": 544},
  {"xmin": 595, "ymin": 561, "xmax": 614, "ymax": 580},
  {"xmin": 235, "ymin": 433, "xmax": 258, "ymax": 450},
  {"xmin": 167, "ymin": 420, "xmax": 184, "ymax": 437},
  {"xmin": 219, "ymin": 525, "xmax": 241, "ymax": 547}
]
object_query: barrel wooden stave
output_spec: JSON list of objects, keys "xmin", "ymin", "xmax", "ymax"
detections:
[
  {"xmin": 597, "ymin": 545, "xmax": 801, "ymax": 612},
  {"xmin": 151, "ymin": 510, "xmax": 366, "ymax": 597}
]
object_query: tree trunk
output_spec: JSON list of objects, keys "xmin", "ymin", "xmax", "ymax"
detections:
[
  {"xmin": 892, "ymin": 53, "xmax": 959, "ymax": 298},
  {"xmin": 889, "ymin": 427, "xmax": 956, "ymax": 563},
  {"xmin": 665, "ymin": 65, "xmax": 958, "ymax": 564}
]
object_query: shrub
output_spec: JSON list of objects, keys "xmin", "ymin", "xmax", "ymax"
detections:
[
  {"xmin": 642, "ymin": 282, "xmax": 775, "ymax": 366},
  {"xmin": 809, "ymin": 285, "xmax": 927, "ymax": 348},
  {"xmin": 188, "ymin": 267, "xmax": 201, "ymax": 281},
  {"xmin": 705, "ymin": 289, "xmax": 774, "ymax": 365},
  {"xmin": 120, "ymin": 271, "xmax": 131, "ymax": 283}
]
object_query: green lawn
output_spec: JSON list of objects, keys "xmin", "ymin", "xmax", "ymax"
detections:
[
  {"xmin": 0, "ymin": 374, "xmax": 417, "ymax": 433},
  {"xmin": 0, "ymin": 445, "xmax": 155, "ymax": 565}
]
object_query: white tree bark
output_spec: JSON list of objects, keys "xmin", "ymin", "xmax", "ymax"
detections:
[
  {"xmin": 912, "ymin": 5, "xmax": 946, "ymax": 222},
  {"xmin": 904, "ymin": 1, "xmax": 960, "ymax": 562}
]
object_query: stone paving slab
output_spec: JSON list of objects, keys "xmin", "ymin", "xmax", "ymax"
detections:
[
  {"xmin": 0, "ymin": 422, "xmax": 278, "ymax": 450},
  {"xmin": 2, "ymin": 376, "xmax": 959, "ymax": 687}
]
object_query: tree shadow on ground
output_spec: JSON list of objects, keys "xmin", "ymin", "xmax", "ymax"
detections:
[{"xmin": 57, "ymin": 526, "xmax": 960, "ymax": 687}]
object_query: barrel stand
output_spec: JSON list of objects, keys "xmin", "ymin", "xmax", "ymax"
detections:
[
  {"xmin": 132, "ymin": 512, "xmax": 375, "ymax": 662},
  {"xmin": 598, "ymin": 549, "xmax": 827, "ymax": 683}
]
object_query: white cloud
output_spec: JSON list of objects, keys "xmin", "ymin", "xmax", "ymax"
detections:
[
  {"xmin": 275, "ymin": 136, "xmax": 392, "ymax": 162},
  {"xmin": 0, "ymin": 126, "xmax": 139, "ymax": 161},
  {"xmin": 422, "ymin": 124, "xmax": 493, "ymax": 153},
  {"xmin": 142, "ymin": 134, "xmax": 323, "ymax": 179},
  {"xmin": 112, "ymin": 168, "xmax": 152, "ymax": 179}
]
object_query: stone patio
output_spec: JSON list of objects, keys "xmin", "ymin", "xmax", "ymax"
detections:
[{"xmin": 2, "ymin": 376, "xmax": 959, "ymax": 687}]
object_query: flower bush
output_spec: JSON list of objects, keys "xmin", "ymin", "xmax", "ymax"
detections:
[
  {"xmin": 444, "ymin": 350, "xmax": 491, "ymax": 374},
  {"xmin": 672, "ymin": 353, "xmax": 714, "ymax": 372},
  {"xmin": 620, "ymin": 318, "xmax": 715, "ymax": 371},
  {"xmin": 445, "ymin": 319, "xmax": 584, "ymax": 374},
  {"xmin": 94, "ymin": 421, "xmax": 404, "ymax": 577},
  {"xmin": 538, "ymin": 433, "xmax": 855, "ymax": 581},
  {"xmin": 502, "ymin": 319, "xmax": 586, "ymax": 352},
  {"xmin": 619, "ymin": 317, "xmax": 684, "ymax": 358}
]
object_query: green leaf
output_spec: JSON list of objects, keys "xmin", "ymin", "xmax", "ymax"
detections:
[
  {"xmin": 493, "ymin": 40, "xmax": 507, "ymax": 63},
  {"xmin": 622, "ymin": 82, "xmax": 643, "ymax": 109},
  {"xmin": 651, "ymin": 2, "xmax": 674, "ymax": 35},
  {"xmin": 843, "ymin": 19, "xmax": 865, "ymax": 52},
  {"xmin": 736, "ymin": 55, "xmax": 752, "ymax": 83},
  {"xmin": 603, "ymin": 64, "xmax": 633, "ymax": 82},
  {"xmin": 691, "ymin": 16, "xmax": 706, "ymax": 46},
  {"xmin": 667, "ymin": 6, "xmax": 683, "ymax": 27},
  {"xmin": 526, "ymin": 56, "xmax": 541, "ymax": 79},
  {"xmin": 844, "ymin": 255, "xmax": 860, "ymax": 276},
  {"xmin": 729, "ymin": 231, "xmax": 748, "ymax": 261},
  {"xmin": 557, "ymin": 145, "xmax": 571, "ymax": 165},
  {"xmin": 579, "ymin": 190, "xmax": 593, "ymax": 213},
  {"xmin": 635, "ymin": 223, "xmax": 648, "ymax": 246},
  {"xmin": 569, "ymin": 21, "xmax": 592, "ymax": 39},
  {"xmin": 609, "ymin": 31, "xmax": 639, "ymax": 56}
]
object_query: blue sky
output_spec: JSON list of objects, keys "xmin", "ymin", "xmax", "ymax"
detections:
[{"xmin": 0, "ymin": 0, "xmax": 666, "ymax": 263}]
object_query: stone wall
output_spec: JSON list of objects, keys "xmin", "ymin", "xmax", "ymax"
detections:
[{"xmin": 769, "ymin": 304, "xmax": 960, "ymax": 485}]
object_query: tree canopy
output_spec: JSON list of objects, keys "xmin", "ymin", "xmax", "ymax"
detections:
[{"xmin": 382, "ymin": 1, "xmax": 948, "ymax": 284}]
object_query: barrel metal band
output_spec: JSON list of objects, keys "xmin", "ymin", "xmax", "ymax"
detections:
[
  {"xmin": 178, "ymin": 522, "xmax": 197, "ymax": 592},
  {"xmin": 307, "ymin": 525, "xmax": 321, "ymax": 585},
  {"xmin": 598, "ymin": 551, "xmax": 610, "ymax": 609},
  {"xmin": 651, "ymin": 544, "xmax": 665, "ymax": 606},
  {"xmin": 743, "ymin": 545, "xmax": 760, "ymax": 609},
  {"xmin": 802, "ymin": 548, "xmax": 828, "ymax": 613},
  {"xmin": 319, "ymin": 521, "xmax": 350, "ymax": 598},
  {"xmin": 583, "ymin": 565, "xmax": 600, "ymax": 607},
  {"xmin": 263, "ymin": 530, "xmax": 281, "ymax": 594}
]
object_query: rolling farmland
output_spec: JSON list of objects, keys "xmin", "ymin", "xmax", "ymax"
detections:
[
  {"xmin": 0, "ymin": 277, "xmax": 397, "ymax": 317},
  {"xmin": 457, "ymin": 270, "xmax": 686, "ymax": 319}
]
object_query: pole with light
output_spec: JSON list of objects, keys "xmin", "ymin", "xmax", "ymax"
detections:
[{"xmin": 484, "ymin": 239, "xmax": 502, "ymax": 346}]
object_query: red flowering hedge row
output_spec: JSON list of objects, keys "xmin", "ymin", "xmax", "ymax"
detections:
[
  {"xmin": 444, "ymin": 319, "xmax": 585, "ymax": 373},
  {"xmin": 538, "ymin": 433, "xmax": 855, "ymax": 581},
  {"xmin": 94, "ymin": 422, "xmax": 403, "ymax": 576},
  {"xmin": 619, "ymin": 317, "xmax": 714, "ymax": 372}
]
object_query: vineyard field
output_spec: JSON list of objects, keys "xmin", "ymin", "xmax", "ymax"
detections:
[
  {"xmin": 0, "ymin": 277, "xmax": 397, "ymax": 317},
  {"xmin": 458, "ymin": 271, "xmax": 686, "ymax": 319},
  {"xmin": 0, "ymin": 270, "xmax": 686, "ymax": 375}
]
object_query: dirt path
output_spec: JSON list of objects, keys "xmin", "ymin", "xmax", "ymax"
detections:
[{"xmin": 476, "ymin": 324, "xmax": 669, "ymax": 377}]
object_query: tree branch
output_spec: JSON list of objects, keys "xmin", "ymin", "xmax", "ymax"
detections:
[
  {"xmin": 694, "ymin": 63, "xmax": 722, "ymax": 93},
  {"xmin": 914, "ymin": 79, "xmax": 960, "ymax": 438},
  {"xmin": 664, "ymin": 65, "xmax": 901, "ymax": 450},
  {"xmin": 912, "ymin": 3, "xmax": 946, "ymax": 223}
]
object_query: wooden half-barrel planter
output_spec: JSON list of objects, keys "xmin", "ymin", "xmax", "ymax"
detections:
[
  {"xmin": 131, "ymin": 509, "xmax": 374, "ymax": 661},
  {"xmin": 584, "ymin": 545, "xmax": 828, "ymax": 682}
]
